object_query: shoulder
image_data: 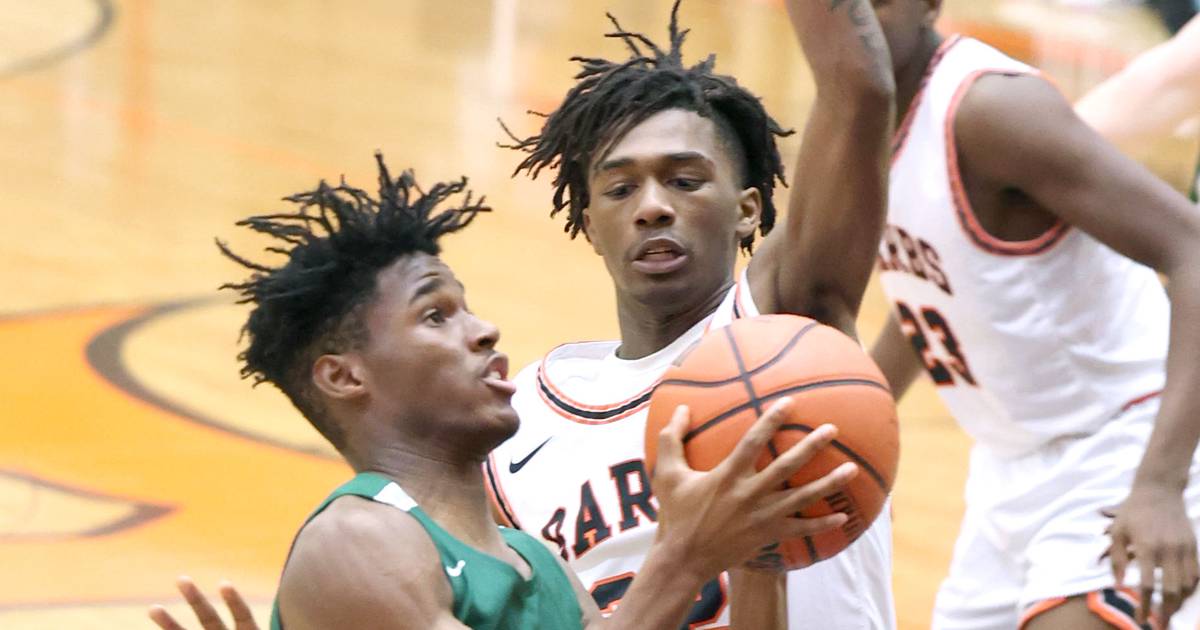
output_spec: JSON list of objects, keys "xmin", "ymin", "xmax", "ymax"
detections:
[
  {"xmin": 277, "ymin": 496, "xmax": 450, "ymax": 627},
  {"xmin": 953, "ymin": 72, "xmax": 1075, "ymax": 175}
]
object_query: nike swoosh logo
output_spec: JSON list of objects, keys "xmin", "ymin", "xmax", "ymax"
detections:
[
  {"xmin": 508, "ymin": 437, "xmax": 552, "ymax": 474},
  {"xmin": 445, "ymin": 560, "xmax": 466, "ymax": 577}
]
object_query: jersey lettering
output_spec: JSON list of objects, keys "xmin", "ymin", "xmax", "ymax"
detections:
[
  {"xmin": 895, "ymin": 300, "xmax": 977, "ymax": 387},
  {"xmin": 541, "ymin": 507, "xmax": 569, "ymax": 560},
  {"xmin": 573, "ymin": 481, "xmax": 613, "ymax": 557},
  {"xmin": 609, "ymin": 460, "xmax": 658, "ymax": 531},
  {"xmin": 878, "ymin": 225, "xmax": 953, "ymax": 295}
]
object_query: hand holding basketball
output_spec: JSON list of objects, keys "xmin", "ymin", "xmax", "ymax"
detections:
[{"xmin": 650, "ymin": 398, "xmax": 859, "ymax": 578}]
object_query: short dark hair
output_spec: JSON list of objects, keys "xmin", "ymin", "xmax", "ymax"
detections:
[
  {"xmin": 503, "ymin": 0, "xmax": 792, "ymax": 251},
  {"xmin": 218, "ymin": 153, "xmax": 489, "ymax": 448}
]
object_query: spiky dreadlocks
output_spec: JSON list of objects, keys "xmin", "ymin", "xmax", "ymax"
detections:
[
  {"xmin": 504, "ymin": 0, "xmax": 791, "ymax": 251},
  {"xmin": 218, "ymin": 153, "xmax": 489, "ymax": 448}
]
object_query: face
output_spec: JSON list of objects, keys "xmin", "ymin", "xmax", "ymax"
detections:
[
  {"xmin": 582, "ymin": 109, "xmax": 760, "ymax": 310},
  {"xmin": 325, "ymin": 253, "xmax": 518, "ymax": 458},
  {"xmin": 873, "ymin": 0, "xmax": 942, "ymax": 72}
]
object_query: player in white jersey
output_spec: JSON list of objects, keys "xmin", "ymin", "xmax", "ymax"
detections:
[
  {"xmin": 492, "ymin": 1, "xmax": 897, "ymax": 627},
  {"xmin": 870, "ymin": 2, "xmax": 1200, "ymax": 628}
]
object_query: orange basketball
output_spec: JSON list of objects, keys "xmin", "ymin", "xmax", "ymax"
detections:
[{"xmin": 644, "ymin": 314, "xmax": 899, "ymax": 570}]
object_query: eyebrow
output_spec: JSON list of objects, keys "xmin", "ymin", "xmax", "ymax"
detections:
[
  {"xmin": 409, "ymin": 275, "xmax": 454, "ymax": 304},
  {"xmin": 593, "ymin": 151, "xmax": 715, "ymax": 174}
]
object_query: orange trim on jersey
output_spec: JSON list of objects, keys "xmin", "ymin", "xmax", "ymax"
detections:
[
  {"xmin": 537, "ymin": 349, "xmax": 658, "ymax": 414},
  {"xmin": 1017, "ymin": 595, "xmax": 1067, "ymax": 628},
  {"xmin": 483, "ymin": 453, "xmax": 522, "ymax": 529},
  {"xmin": 535, "ymin": 380, "xmax": 654, "ymax": 425},
  {"xmin": 945, "ymin": 69, "xmax": 1072, "ymax": 257},
  {"xmin": 689, "ymin": 571, "xmax": 730, "ymax": 630},
  {"xmin": 1120, "ymin": 389, "xmax": 1163, "ymax": 415},
  {"xmin": 1087, "ymin": 588, "xmax": 1159, "ymax": 630},
  {"xmin": 892, "ymin": 34, "xmax": 963, "ymax": 165}
]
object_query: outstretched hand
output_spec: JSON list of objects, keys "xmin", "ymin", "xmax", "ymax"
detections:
[
  {"xmin": 651, "ymin": 397, "xmax": 857, "ymax": 577},
  {"xmin": 1104, "ymin": 484, "xmax": 1200, "ymax": 627},
  {"xmin": 148, "ymin": 576, "xmax": 260, "ymax": 630}
]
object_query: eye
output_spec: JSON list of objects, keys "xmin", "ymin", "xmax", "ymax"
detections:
[
  {"xmin": 423, "ymin": 308, "xmax": 447, "ymax": 325},
  {"xmin": 671, "ymin": 177, "xmax": 703, "ymax": 191},
  {"xmin": 604, "ymin": 183, "xmax": 635, "ymax": 200}
]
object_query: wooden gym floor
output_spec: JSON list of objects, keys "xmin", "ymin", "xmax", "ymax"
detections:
[{"xmin": 2, "ymin": 1, "xmax": 1195, "ymax": 628}]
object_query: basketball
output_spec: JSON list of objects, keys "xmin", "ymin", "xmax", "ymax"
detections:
[{"xmin": 643, "ymin": 314, "xmax": 899, "ymax": 570}]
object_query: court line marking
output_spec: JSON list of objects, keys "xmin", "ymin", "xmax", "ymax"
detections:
[{"xmin": 0, "ymin": 0, "xmax": 116, "ymax": 79}]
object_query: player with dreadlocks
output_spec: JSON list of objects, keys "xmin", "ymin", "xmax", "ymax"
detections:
[
  {"xmin": 148, "ymin": 153, "xmax": 861, "ymax": 630},
  {"xmin": 489, "ymin": 1, "xmax": 897, "ymax": 628}
]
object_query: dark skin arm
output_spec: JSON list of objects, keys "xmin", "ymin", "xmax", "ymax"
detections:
[
  {"xmin": 954, "ymin": 71, "xmax": 1200, "ymax": 626},
  {"xmin": 870, "ymin": 311, "xmax": 924, "ymax": 400},
  {"xmin": 749, "ymin": 0, "xmax": 895, "ymax": 337}
]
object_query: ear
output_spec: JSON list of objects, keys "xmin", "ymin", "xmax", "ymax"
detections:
[
  {"xmin": 581, "ymin": 210, "xmax": 602, "ymax": 254},
  {"xmin": 734, "ymin": 187, "xmax": 762, "ymax": 242},
  {"xmin": 312, "ymin": 354, "xmax": 366, "ymax": 402}
]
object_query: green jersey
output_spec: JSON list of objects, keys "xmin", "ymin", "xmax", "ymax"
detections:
[
  {"xmin": 270, "ymin": 472, "xmax": 583, "ymax": 630},
  {"xmin": 1190, "ymin": 150, "xmax": 1198, "ymax": 203}
]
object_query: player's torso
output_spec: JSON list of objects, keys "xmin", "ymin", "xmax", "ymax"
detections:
[
  {"xmin": 881, "ymin": 36, "xmax": 1169, "ymax": 456},
  {"xmin": 487, "ymin": 282, "xmax": 752, "ymax": 628}
]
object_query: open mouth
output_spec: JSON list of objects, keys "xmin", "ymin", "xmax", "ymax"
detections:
[
  {"xmin": 482, "ymin": 354, "xmax": 516, "ymax": 396},
  {"xmin": 632, "ymin": 238, "xmax": 689, "ymax": 275}
]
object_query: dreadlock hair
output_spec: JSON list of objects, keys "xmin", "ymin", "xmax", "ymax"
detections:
[
  {"xmin": 217, "ymin": 153, "xmax": 489, "ymax": 450},
  {"xmin": 503, "ymin": 0, "xmax": 792, "ymax": 251}
]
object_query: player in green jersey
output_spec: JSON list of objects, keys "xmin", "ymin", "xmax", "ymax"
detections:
[{"xmin": 148, "ymin": 153, "xmax": 857, "ymax": 630}]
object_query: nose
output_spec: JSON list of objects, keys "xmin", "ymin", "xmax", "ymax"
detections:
[
  {"xmin": 632, "ymin": 181, "xmax": 675, "ymax": 228},
  {"xmin": 469, "ymin": 314, "xmax": 500, "ymax": 352}
]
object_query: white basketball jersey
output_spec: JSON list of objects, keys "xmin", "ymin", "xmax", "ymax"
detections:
[
  {"xmin": 488, "ymin": 274, "xmax": 896, "ymax": 629},
  {"xmin": 881, "ymin": 36, "xmax": 1170, "ymax": 457}
]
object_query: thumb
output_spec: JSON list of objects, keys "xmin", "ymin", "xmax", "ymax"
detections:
[{"xmin": 655, "ymin": 405, "xmax": 692, "ymax": 479}]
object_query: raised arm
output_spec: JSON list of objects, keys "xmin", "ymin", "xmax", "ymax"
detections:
[
  {"xmin": 748, "ymin": 0, "xmax": 895, "ymax": 337},
  {"xmin": 955, "ymin": 71, "xmax": 1200, "ymax": 626}
]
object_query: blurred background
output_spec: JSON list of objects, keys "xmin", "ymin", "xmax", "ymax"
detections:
[{"xmin": 2, "ymin": 0, "xmax": 1196, "ymax": 628}]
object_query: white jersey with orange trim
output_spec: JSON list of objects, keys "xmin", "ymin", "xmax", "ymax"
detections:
[
  {"xmin": 487, "ymin": 274, "xmax": 896, "ymax": 629},
  {"xmin": 881, "ymin": 35, "xmax": 1170, "ymax": 458}
]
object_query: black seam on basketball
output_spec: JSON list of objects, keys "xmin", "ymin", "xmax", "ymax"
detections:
[
  {"xmin": 538, "ymin": 374, "xmax": 652, "ymax": 420},
  {"xmin": 804, "ymin": 536, "xmax": 819, "ymax": 563},
  {"xmin": 660, "ymin": 321, "xmax": 820, "ymax": 389},
  {"xmin": 776, "ymin": 423, "xmax": 891, "ymax": 493},
  {"xmin": 723, "ymin": 327, "xmax": 763, "ymax": 418},
  {"xmin": 680, "ymin": 378, "xmax": 888, "ymax": 442}
]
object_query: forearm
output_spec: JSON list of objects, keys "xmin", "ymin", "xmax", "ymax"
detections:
[
  {"xmin": 784, "ymin": 0, "xmax": 894, "ymax": 97},
  {"xmin": 729, "ymin": 569, "xmax": 787, "ymax": 629},
  {"xmin": 1136, "ymin": 261, "xmax": 1200, "ymax": 490},
  {"xmin": 600, "ymin": 538, "xmax": 710, "ymax": 630},
  {"xmin": 870, "ymin": 312, "xmax": 923, "ymax": 400}
]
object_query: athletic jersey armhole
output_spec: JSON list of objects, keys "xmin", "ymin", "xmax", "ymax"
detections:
[{"xmin": 945, "ymin": 69, "xmax": 1072, "ymax": 256}]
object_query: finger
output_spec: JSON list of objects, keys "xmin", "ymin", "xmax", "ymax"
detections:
[
  {"xmin": 178, "ymin": 576, "xmax": 230, "ymax": 630},
  {"xmin": 1100, "ymin": 506, "xmax": 1118, "ymax": 519},
  {"xmin": 771, "ymin": 462, "xmax": 859, "ymax": 519},
  {"xmin": 148, "ymin": 605, "xmax": 187, "ymax": 630},
  {"xmin": 722, "ymin": 398, "xmax": 794, "ymax": 474},
  {"xmin": 754, "ymin": 424, "xmax": 838, "ymax": 491},
  {"xmin": 219, "ymin": 581, "xmax": 258, "ymax": 630},
  {"xmin": 1136, "ymin": 553, "xmax": 1156, "ymax": 626},
  {"xmin": 1109, "ymin": 530, "xmax": 1131, "ymax": 588},
  {"xmin": 779, "ymin": 511, "xmax": 850, "ymax": 539},
  {"xmin": 654, "ymin": 405, "xmax": 692, "ymax": 477},
  {"xmin": 1161, "ymin": 555, "xmax": 1184, "ymax": 626}
]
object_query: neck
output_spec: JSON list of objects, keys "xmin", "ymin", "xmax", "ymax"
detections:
[
  {"xmin": 895, "ymin": 29, "xmax": 945, "ymax": 128},
  {"xmin": 351, "ymin": 440, "xmax": 502, "ymax": 550},
  {"xmin": 614, "ymin": 280, "xmax": 732, "ymax": 359}
]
